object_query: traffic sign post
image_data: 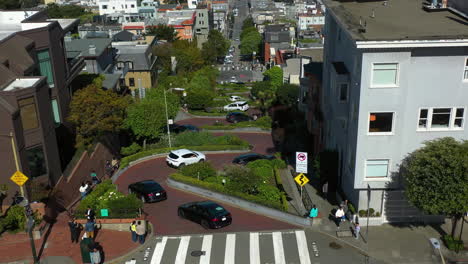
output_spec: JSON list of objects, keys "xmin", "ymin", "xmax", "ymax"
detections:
[
  {"xmin": 294, "ymin": 173, "xmax": 310, "ymax": 201},
  {"xmin": 10, "ymin": 171, "xmax": 29, "ymax": 187},
  {"xmin": 296, "ymin": 152, "xmax": 308, "ymax": 174}
]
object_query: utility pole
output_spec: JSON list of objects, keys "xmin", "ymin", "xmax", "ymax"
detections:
[{"xmin": 164, "ymin": 86, "xmax": 172, "ymax": 149}]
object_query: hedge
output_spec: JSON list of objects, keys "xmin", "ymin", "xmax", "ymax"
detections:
[
  {"xmin": 201, "ymin": 116, "xmax": 272, "ymax": 130},
  {"xmin": 120, "ymin": 144, "xmax": 251, "ymax": 168},
  {"xmin": 170, "ymin": 173, "xmax": 287, "ymax": 211},
  {"xmin": 274, "ymin": 169, "xmax": 289, "ymax": 211}
]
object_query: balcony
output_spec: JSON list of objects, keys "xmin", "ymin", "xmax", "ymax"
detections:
[{"xmin": 66, "ymin": 52, "xmax": 85, "ymax": 85}]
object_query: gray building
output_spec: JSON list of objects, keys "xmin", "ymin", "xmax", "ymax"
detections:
[
  {"xmin": 321, "ymin": 0, "xmax": 468, "ymax": 224},
  {"xmin": 194, "ymin": 9, "xmax": 209, "ymax": 49}
]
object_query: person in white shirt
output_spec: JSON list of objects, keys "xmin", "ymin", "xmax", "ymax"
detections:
[
  {"xmin": 79, "ymin": 182, "xmax": 88, "ymax": 199},
  {"xmin": 335, "ymin": 206, "xmax": 345, "ymax": 227}
]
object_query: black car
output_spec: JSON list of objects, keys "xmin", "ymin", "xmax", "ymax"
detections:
[
  {"xmin": 178, "ymin": 201, "xmax": 232, "ymax": 229},
  {"xmin": 232, "ymin": 153, "xmax": 275, "ymax": 165},
  {"xmin": 165, "ymin": 124, "xmax": 199, "ymax": 134},
  {"xmin": 226, "ymin": 112, "xmax": 252, "ymax": 123},
  {"xmin": 128, "ymin": 180, "xmax": 167, "ymax": 203}
]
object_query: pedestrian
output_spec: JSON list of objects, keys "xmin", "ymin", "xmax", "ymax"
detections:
[
  {"xmin": 105, "ymin": 160, "xmax": 113, "ymax": 177},
  {"xmin": 86, "ymin": 207, "xmax": 95, "ymax": 221},
  {"xmin": 354, "ymin": 222, "xmax": 361, "ymax": 240},
  {"xmin": 68, "ymin": 217, "xmax": 81, "ymax": 243},
  {"xmin": 80, "ymin": 182, "xmax": 88, "ymax": 199},
  {"xmin": 341, "ymin": 199, "xmax": 349, "ymax": 221},
  {"xmin": 90, "ymin": 170, "xmax": 99, "ymax": 185},
  {"xmin": 322, "ymin": 181, "xmax": 328, "ymax": 198},
  {"xmin": 84, "ymin": 219, "xmax": 95, "ymax": 239},
  {"xmin": 89, "ymin": 247, "xmax": 101, "ymax": 264},
  {"xmin": 309, "ymin": 205, "xmax": 318, "ymax": 218},
  {"xmin": 130, "ymin": 220, "xmax": 137, "ymax": 242},
  {"xmin": 86, "ymin": 180, "xmax": 93, "ymax": 194},
  {"xmin": 136, "ymin": 220, "xmax": 146, "ymax": 244},
  {"xmin": 111, "ymin": 157, "xmax": 119, "ymax": 171},
  {"xmin": 335, "ymin": 206, "xmax": 345, "ymax": 227}
]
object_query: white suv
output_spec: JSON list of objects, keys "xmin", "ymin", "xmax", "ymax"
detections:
[
  {"xmin": 166, "ymin": 149, "xmax": 206, "ymax": 168},
  {"xmin": 224, "ymin": 101, "xmax": 249, "ymax": 111},
  {"xmin": 229, "ymin": 95, "xmax": 242, "ymax": 102}
]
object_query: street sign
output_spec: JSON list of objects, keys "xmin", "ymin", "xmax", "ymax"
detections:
[
  {"xmin": 294, "ymin": 173, "xmax": 309, "ymax": 186},
  {"xmin": 10, "ymin": 171, "xmax": 28, "ymax": 186},
  {"xmin": 296, "ymin": 152, "xmax": 308, "ymax": 173},
  {"xmin": 100, "ymin": 209, "xmax": 109, "ymax": 217}
]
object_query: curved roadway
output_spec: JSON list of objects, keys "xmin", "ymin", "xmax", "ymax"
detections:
[{"xmin": 115, "ymin": 118, "xmax": 296, "ymax": 235}]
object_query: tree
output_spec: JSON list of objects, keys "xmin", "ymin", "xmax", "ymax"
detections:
[
  {"xmin": 124, "ymin": 88, "xmax": 179, "ymax": 141},
  {"xmin": 146, "ymin": 24, "xmax": 179, "ymax": 42},
  {"xmin": 251, "ymin": 81, "xmax": 275, "ymax": 114},
  {"xmin": 276, "ymin": 84, "xmax": 299, "ymax": 107},
  {"xmin": 0, "ymin": 0, "xmax": 37, "ymax": 9},
  {"xmin": 401, "ymin": 137, "xmax": 468, "ymax": 237},
  {"xmin": 240, "ymin": 30, "xmax": 262, "ymax": 55},
  {"xmin": 173, "ymin": 40, "xmax": 204, "ymax": 74},
  {"xmin": 68, "ymin": 84, "xmax": 129, "ymax": 149},
  {"xmin": 201, "ymin": 30, "xmax": 230, "ymax": 64},
  {"xmin": 263, "ymin": 66, "xmax": 283, "ymax": 90},
  {"xmin": 242, "ymin": 17, "xmax": 255, "ymax": 30},
  {"xmin": 185, "ymin": 73, "xmax": 216, "ymax": 109},
  {"xmin": 153, "ymin": 43, "xmax": 173, "ymax": 73}
]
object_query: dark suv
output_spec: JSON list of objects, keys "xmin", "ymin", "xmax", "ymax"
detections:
[{"xmin": 226, "ymin": 112, "xmax": 252, "ymax": 123}]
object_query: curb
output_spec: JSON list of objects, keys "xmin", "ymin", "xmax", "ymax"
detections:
[
  {"xmin": 104, "ymin": 222, "xmax": 155, "ymax": 264},
  {"xmin": 202, "ymin": 129, "xmax": 271, "ymax": 133}
]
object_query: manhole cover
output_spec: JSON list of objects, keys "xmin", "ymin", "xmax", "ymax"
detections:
[{"xmin": 191, "ymin": 250, "xmax": 206, "ymax": 257}]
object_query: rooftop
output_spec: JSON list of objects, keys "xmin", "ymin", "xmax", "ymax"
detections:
[
  {"xmin": 324, "ymin": 0, "xmax": 468, "ymax": 41},
  {"xmin": 3, "ymin": 78, "xmax": 41, "ymax": 91},
  {"xmin": 65, "ymin": 38, "xmax": 112, "ymax": 58}
]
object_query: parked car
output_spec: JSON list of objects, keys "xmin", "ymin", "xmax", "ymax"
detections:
[
  {"xmin": 178, "ymin": 201, "xmax": 232, "ymax": 229},
  {"xmin": 229, "ymin": 95, "xmax": 243, "ymax": 102},
  {"xmin": 224, "ymin": 101, "xmax": 249, "ymax": 111},
  {"xmin": 232, "ymin": 153, "xmax": 275, "ymax": 165},
  {"xmin": 166, "ymin": 149, "xmax": 206, "ymax": 168},
  {"xmin": 165, "ymin": 124, "xmax": 199, "ymax": 134},
  {"xmin": 226, "ymin": 112, "xmax": 252, "ymax": 123},
  {"xmin": 128, "ymin": 180, "xmax": 167, "ymax": 203}
]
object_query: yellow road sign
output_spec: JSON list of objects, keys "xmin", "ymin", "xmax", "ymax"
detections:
[
  {"xmin": 294, "ymin": 173, "xmax": 309, "ymax": 187},
  {"xmin": 10, "ymin": 171, "xmax": 29, "ymax": 186}
]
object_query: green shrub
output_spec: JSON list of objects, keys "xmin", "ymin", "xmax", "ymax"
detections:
[
  {"xmin": 174, "ymin": 132, "xmax": 216, "ymax": 146},
  {"xmin": 374, "ymin": 211, "xmax": 380, "ymax": 217},
  {"xmin": 77, "ymin": 180, "xmax": 116, "ymax": 211},
  {"xmin": 257, "ymin": 185, "xmax": 281, "ymax": 203},
  {"xmin": 368, "ymin": 208, "xmax": 375, "ymax": 216},
  {"xmin": 280, "ymin": 192, "xmax": 289, "ymax": 211},
  {"xmin": 247, "ymin": 160, "xmax": 274, "ymax": 183},
  {"xmin": 252, "ymin": 116, "xmax": 272, "ymax": 128},
  {"xmin": 271, "ymin": 159, "xmax": 287, "ymax": 169},
  {"xmin": 443, "ymin": 235, "xmax": 464, "ymax": 252},
  {"xmin": 3, "ymin": 205, "xmax": 26, "ymax": 233},
  {"xmin": 348, "ymin": 203, "xmax": 356, "ymax": 214},
  {"xmin": 179, "ymin": 162, "xmax": 216, "ymax": 180},
  {"xmin": 358, "ymin": 210, "xmax": 367, "ymax": 217},
  {"xmin": 121, "ymin": 142, "xmax": 142, "ymax": 156}
]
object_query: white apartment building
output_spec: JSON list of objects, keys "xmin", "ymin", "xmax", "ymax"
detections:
[
  {"xmin": 98, "ymin": 0, "xmax": 140, "ymax": 15},
  {"xmin": 298, "ymin": 12, "xmax": 325, "ymax": 31},
  {"xmin": 321, "ymin": 0, "xmax": 468, "ymax": 225}
]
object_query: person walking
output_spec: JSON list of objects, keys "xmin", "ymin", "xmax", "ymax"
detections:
[
  {"xmin": 354, "ymin": 222, "xmax": 361, "ymax": 240},
  {"xmin": 335, "ymin": 206, "xmax": 345, "ymax": 227},
  {"xmin": 136, "ymin": 220, "xmax": 146, "ymax": 244},
  {"xmin": 90, "ymin": 170, "xmax": 99, "ymax": 185},
  {"xmin": 89, "ymin": 247, "xmax": 101, "ymax": 264},
  {"xmin": 68, "ymin": 217, "xmax": 81, "ymax": 243},
  {"xmin": 80, "ymin": 182, "xmax": 88, "ymax": 199},
  {"xmin": 130, "ymin": 221, "xmax": 137, "ymax": 242},
  {"xmin": 85, "ymin": 220, "xmax": 95, "ymax": 239}
]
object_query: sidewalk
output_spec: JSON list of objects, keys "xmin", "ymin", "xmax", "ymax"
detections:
[{"xmin": 0, "ymin": 212, "xmax": 140, "ymax": 264}]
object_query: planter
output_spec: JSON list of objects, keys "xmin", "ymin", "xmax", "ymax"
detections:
[
  {"xmin": 76, "ymin": 218, "xmax": 141, "ymax": 232},
  {"xmin": 357, "ymin": 216, "xmax": 384, "ymax": 226}
]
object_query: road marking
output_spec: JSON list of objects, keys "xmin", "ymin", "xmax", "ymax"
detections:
[
  {"xmin": 174, "ymin": 236, "xmax": 190, "ymax": 264},
  {"xmin": 295, "ymin": 230, "xmax": 312, "ymax": 264},
  {"xmin": 272, "ymin": 232, "xmax": 286, "ymax": 264},
  {"xmin": 199, "ymin": 235, "xmax": 212, "ymax": 264},
  {"xmin": 150, "ymin": 236, "xmax": 167, "ymax": 264},
  {"xmin": 249, "ymin": 232, "xmax": 260, "ymax": 264},
  {"xmin": 224, "ymin": 234, "xmax": 236, "ymax": 264}
]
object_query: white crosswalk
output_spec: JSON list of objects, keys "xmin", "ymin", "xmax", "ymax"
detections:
[{"xmin": 150, "ymin": 230, "xmax": 313, "ymax": 264}]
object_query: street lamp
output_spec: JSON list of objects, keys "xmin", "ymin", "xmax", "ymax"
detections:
[
  {"xmin": 164, "ymin": 86, "xmax": 172, "ymax": 149},
  {"xmin": 0, "ymin": 132, "xmax": 39, "ymax": 264}
]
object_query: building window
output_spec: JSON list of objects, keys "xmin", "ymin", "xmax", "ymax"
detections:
[
  {"xmin": 129, "ymin": 78, "xmax": 135, "ymax": 87},
  {"xmin": 26, "ymin": 145, "xmax": 47, "ymax": 178},
  {"xmin": 37, "ymin": 49, "xmax": 55, "ymax": 87},
  {"xmin": 464, "ymin": 58, "xmax": 468, "ymax": 80},
  {"xmin": 369, "ymin": 112, "xmax": 393, "ymax": 134},
  {"xmin": 338, "ymin": 83, "xmax": 348, "ymax": 102},
  {"xmin": 127, "ymin": 61, "xmax": 134, "ymax": 69},
  {"xmin": 371, "ymin": 63, "xmax": 398, "ymax": 87},
  {"xmin": 18, "ymin": 97, "xmax": 39, "ymax": 130},
  {"xmin": 418, "ymin": 107, "xmax": 465, "ymax": 130},
  {"xmin": 365, "ymin": 159, "xmax": 389, "ymax": 178},
  {"xmin": 102, "ymin": 4, "xmax": 107, "ymax": 9},
  {"xmin": 51, "ymin": 99, "xmax": 61, "ymax": 125},
  {"xmin": 131, "ymin": 4, "xmax": 135, "ymax": 7}
]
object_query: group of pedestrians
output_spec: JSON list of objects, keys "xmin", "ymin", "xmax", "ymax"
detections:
[
  {"xmin": 130, "ymin": 220, "xmax": 147, "ymax": 244},
  {"xmin": 334, "ymin": 200, "xmax": 360, "ymax": 239},
  {"xmin": 67, "ymin": 208, "xmax": 102, "ymax": 264},
  {"xmin": 80, "ymin": 157, "xmax": 120, "ymax": 200}
]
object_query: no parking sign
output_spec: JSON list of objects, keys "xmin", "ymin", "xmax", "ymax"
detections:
[{"xmin": 296, "ymin": 152, "xmax": 308, "ymax": 173}]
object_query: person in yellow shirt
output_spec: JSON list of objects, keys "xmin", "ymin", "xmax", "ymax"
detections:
[{"xmin": 130, "ymin": 221, "xmax": 137, "ymax": 242}]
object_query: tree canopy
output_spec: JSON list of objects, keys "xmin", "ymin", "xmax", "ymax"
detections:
[
  {"xmin": 201, "ymin": 30, "xmax": 230, "ymax": 64},
  {"xmin": 240, "ymin": 28, "xmax": 262, "ymax": 55},
  {"xmin": 173, "ymin": 40, "xmax": 204, "ymax": 74},
  {"xmin": 68, "ymin": 84, "xmax": 129, "ymax": 149},
  {"xmin": 146, "ymin": 24, "xmax": 179, "ymax": 42},
  {"xmin": 46, "ymin": 3, "xmax": 93, "ymax": 23},
  {"xmin": 251, "ymin": 81, "xmax": 275, "ymax": 114},
  {"xmin": 124, "ymin": 88, "xmax": 180, "ymax": 140},
  {"xmin": 276, "ymin": 84, "xmax": 299, "ymax": 107},
  {"xmin": 402, "ymin": 137, "xmax": 468, "ymax": 237},
  {"xmin": 242, "ymin": 17, "xmax": 255, "ymax": 30},
  {"xmin": 263, "ymin": 66, "xmax": 283, "ymax": 90}
]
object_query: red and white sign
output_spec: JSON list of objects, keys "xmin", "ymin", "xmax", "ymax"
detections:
[{"xmin": 296, "ymin": 152, "xmax": 308, "ymax": 173}]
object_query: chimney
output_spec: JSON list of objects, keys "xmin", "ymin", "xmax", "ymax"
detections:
[{"xmin": 89, "ymin": 44, "xmax": 96, "ymax": 55}]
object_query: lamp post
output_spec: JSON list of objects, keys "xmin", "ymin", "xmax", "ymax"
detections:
[
  {"xmin": 0, "ymin": 132, "xmax": 38, "ymax": 264},
  {"xmin": 164, "ymin": 87, "xmax": 172, "ymax": 149}
]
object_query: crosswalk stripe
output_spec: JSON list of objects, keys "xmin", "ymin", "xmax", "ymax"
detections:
[
  {"xmin": 199, "ymin": 235, "xmax": 213, "ymax": 264},
  {"xmin": 150, "ymin": 236, "xmax": 167, "ymax": 264},
  {"xmin": 174, "ymin": 236, "xmax": 190, "ymax": 264},
  {"xmin": 272, "ymin": 232, "xmax": 286, "ymax": 264},
  {"xmin": 295, "ymin": 230, "xmax": 311, "ymax": 264},
  {"xmin": 224, "ymin": 234, "xmax": 236, "ymax": 264},
  {"xmin": 249, "ymin": 232, "xmax": 260, "ymax": 264}
]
